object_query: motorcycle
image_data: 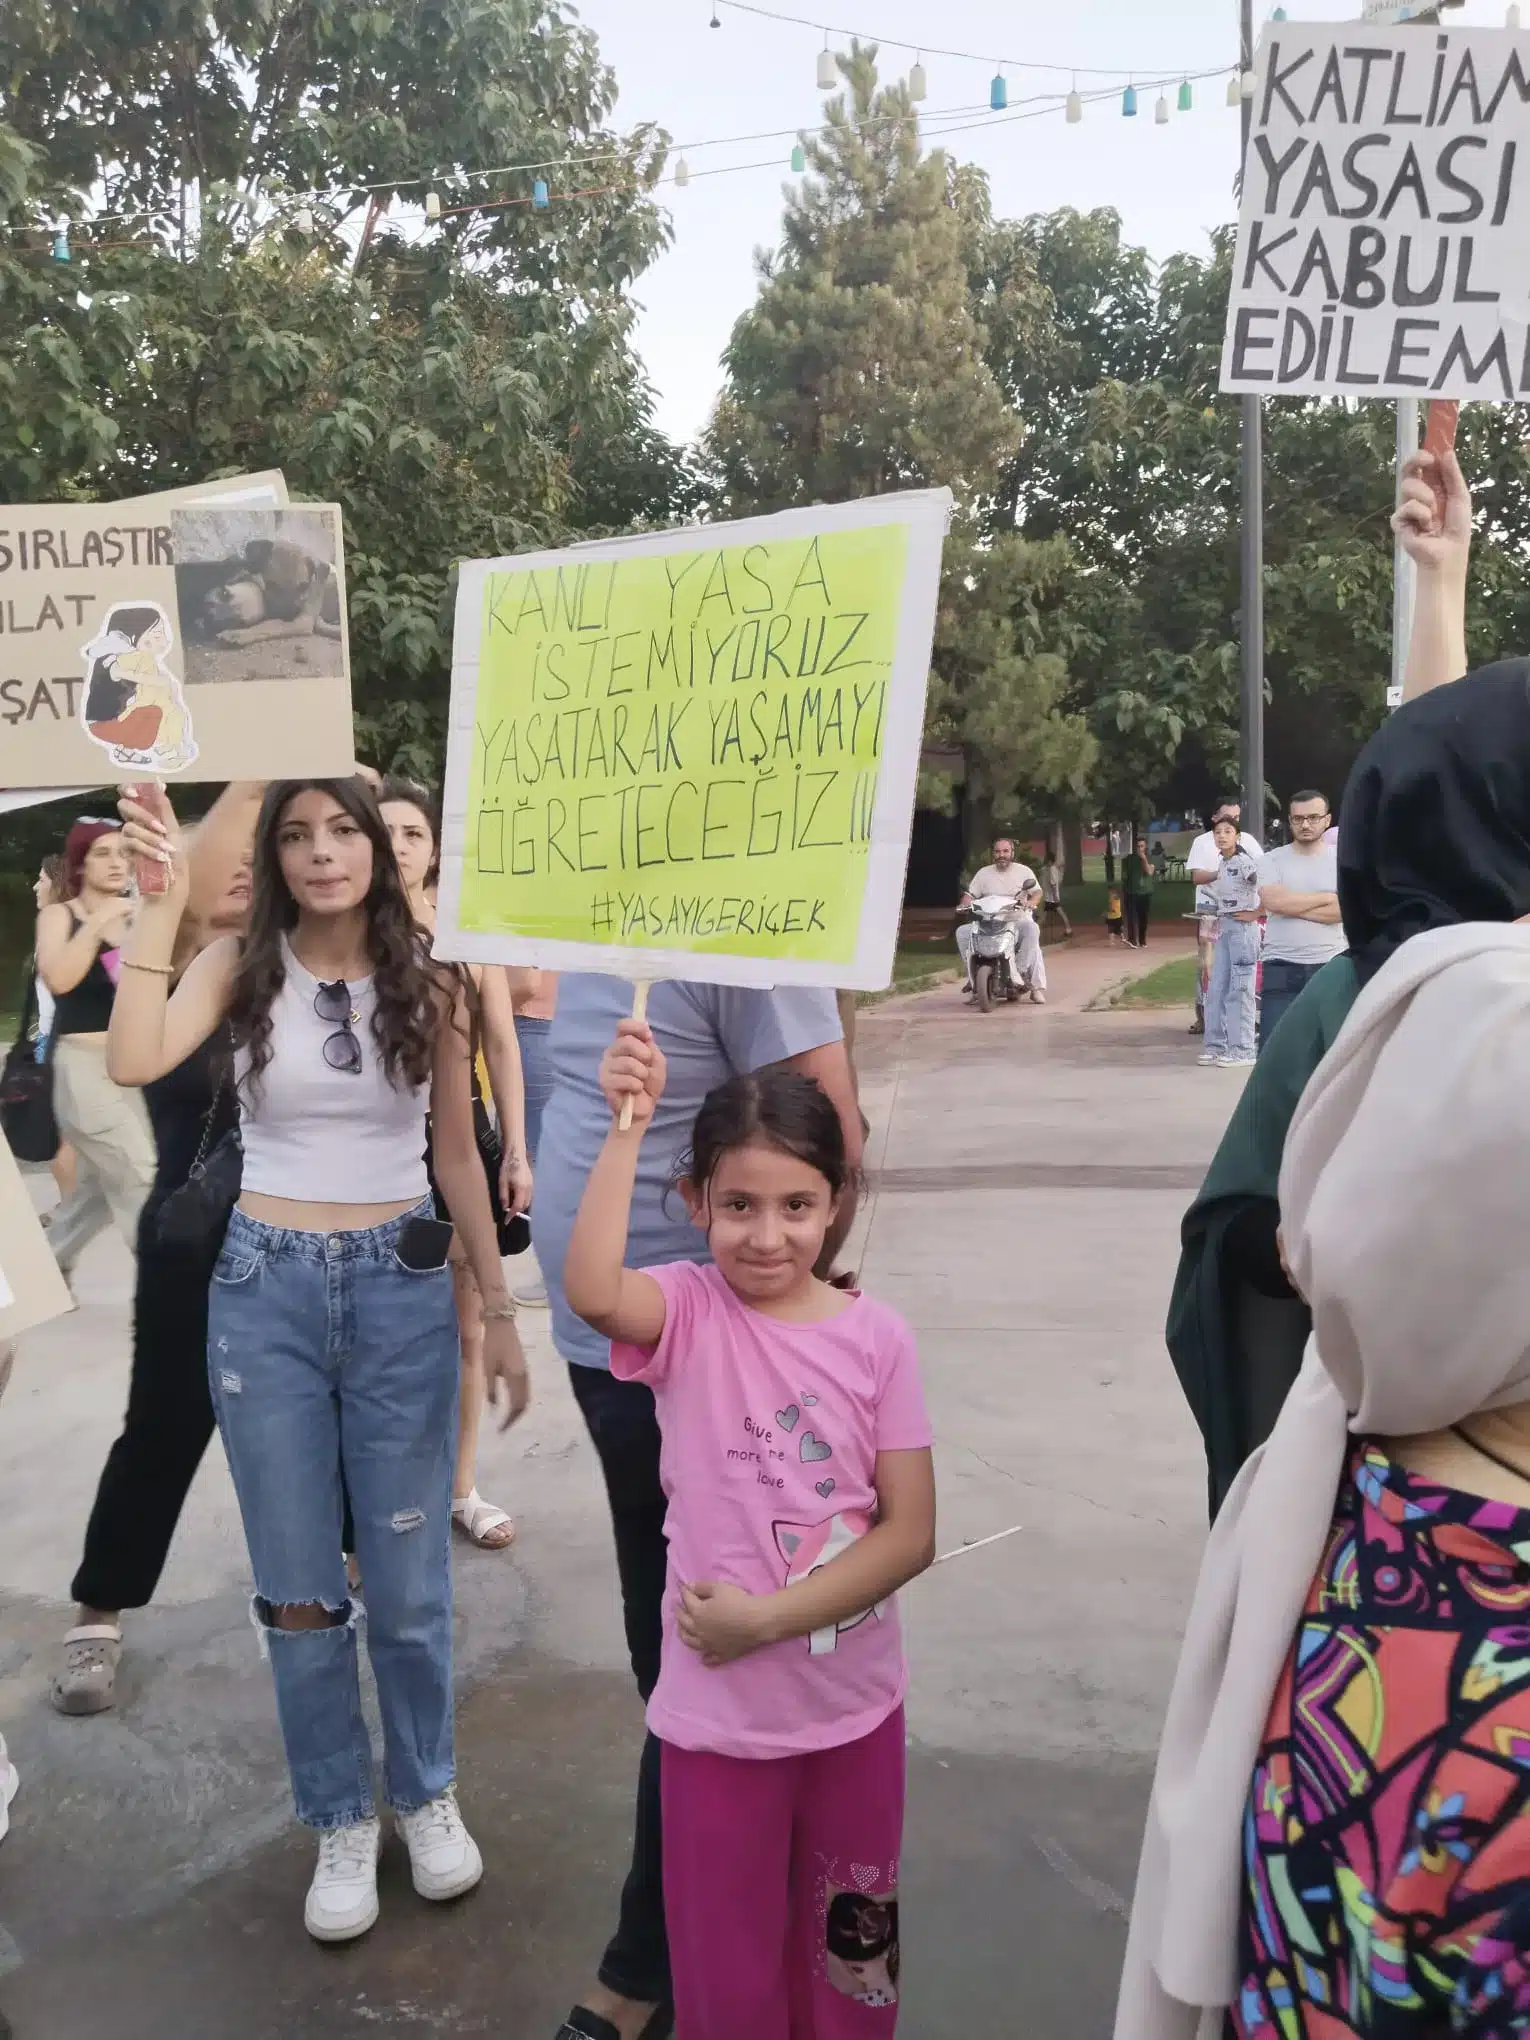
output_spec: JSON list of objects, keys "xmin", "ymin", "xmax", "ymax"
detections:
[{"xmin": 962, "ymin": 895, "xmax": 1027, "ymax": 1013}]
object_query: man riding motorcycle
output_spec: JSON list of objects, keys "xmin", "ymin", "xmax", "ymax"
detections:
[{"xmin": 956, "ymin": 838, "xmax": 1047, "ymax": 1005}]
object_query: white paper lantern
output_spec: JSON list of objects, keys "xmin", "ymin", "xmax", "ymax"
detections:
[
  {"xmin": 1154, "ymin": 92, "xmax": 1170, "ymax": 124},
  {"xmin": 817, "ymin": 42, "xmax": 836, "ymax": 88},
  {"xmin": 425, "ymin": 190, "xmax": 442, "ymax": 220},
  {"xmin": 909, "ymin": 56, "xmax": 927, "ymax": 100},
  {"xmin": 1066, "ymin": 89, "xmax": 1083, "ymax": 123},
  {"xmin": 296, "ymin": 207, "xmax": 314, "ymax": 234},
  {"xmin": 674, "ymin": 156, "xmax": 691, "ymax": 187}
]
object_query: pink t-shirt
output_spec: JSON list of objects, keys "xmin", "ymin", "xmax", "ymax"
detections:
[{"xmin": 610, "ymin": 1260, "xmax": 932, "ymax": 1761}]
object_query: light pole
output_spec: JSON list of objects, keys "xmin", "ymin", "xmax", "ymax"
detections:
[{"xmin": 1238, "ymin": 0, "xmax": 1264, "ymax": 831}]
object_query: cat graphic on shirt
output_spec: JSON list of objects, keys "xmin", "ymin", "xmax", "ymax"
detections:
[{"xmin": 774, "ymin": 1512, "xmax": 886, "ymax": 1655}]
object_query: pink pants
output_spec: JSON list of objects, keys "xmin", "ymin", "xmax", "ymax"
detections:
[{"xmin": 661, "ymin": 1705, "xmax": 905, "ymax": 2040}]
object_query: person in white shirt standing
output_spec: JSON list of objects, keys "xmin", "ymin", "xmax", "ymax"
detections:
[
  {"xmin": 1199, "ymin": 819, "xmax": 1262, "ymax": 1068},
  {"xmin": 1255, "ymin": 789, "xmax": 1345, "ymax": 1053},
  {"xmin": 1187, "ymin": 803, "xmax": 1263, "ymax": 1036},
  {"xmin": 956, "ymin": 838, "xmax": 1047, "ymax": 1005}
]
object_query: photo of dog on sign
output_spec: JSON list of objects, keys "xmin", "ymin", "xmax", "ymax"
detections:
[{"xmin": 172, "ymin": 505, "xmax": 347, "ymax": 688}]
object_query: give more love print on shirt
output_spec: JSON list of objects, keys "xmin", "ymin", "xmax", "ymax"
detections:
[{"xmin": 611, "ymin": 1260, "xmax": 933, "ymax": 1761}]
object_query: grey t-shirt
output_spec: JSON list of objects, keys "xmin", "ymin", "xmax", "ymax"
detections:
[
  {"xmin": 535, "ymin": 975, "xmax": 844, "ymax": 1370},
  {"xmin": 1256, "ymin": 842, "xmax": 1345, "ymax": 964}
]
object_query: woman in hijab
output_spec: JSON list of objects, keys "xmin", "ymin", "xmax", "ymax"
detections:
[
  {"xmin": 1119, "ymin": 923, "xmax": 1530, "ymax": 2039},
  {"xmin": 1165, "ymin": 448, "xmax": 1527, "ymax": 1516}
]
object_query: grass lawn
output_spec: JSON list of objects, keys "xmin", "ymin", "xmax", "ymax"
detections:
[{"xmin": 1115, "ymin": 954, "xmax": 1201, "ymax": 1009}]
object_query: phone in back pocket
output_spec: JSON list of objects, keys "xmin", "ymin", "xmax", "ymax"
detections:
[{"xmin": 396, "ymin": 1216, "xmax": 455, "ymax": 1271}]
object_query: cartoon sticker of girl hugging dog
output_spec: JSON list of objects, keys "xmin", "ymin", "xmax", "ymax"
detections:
[{"xmin": 80, "ymin": 603, "xmax": 198, "ymax": 772}]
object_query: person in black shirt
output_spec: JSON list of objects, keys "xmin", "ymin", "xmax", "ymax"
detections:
[
  {"xmin": 36, "ymin": 819, "xmax": 154, "ymax": 1276},
  {"xmin": 52, "ymin": 785, "xmax": 262, "ymax": 1716}
]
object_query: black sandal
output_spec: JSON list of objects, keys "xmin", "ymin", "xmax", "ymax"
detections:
[{"xmin": 555, "ymin": 2008, "xmax": 673, "ymax": 2040}]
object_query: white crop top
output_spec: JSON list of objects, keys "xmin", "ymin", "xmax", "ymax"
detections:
[{"xmin": 235, "ymin": 939, "xmax": 430, "ymax": 1203}]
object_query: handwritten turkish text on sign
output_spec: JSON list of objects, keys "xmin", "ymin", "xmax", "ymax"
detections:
[
  {"xmin": 463, "ymin": 525, "xmax": 903, "ymax": 963},
  {"xmin": 436, "ymin": 492, "xmax": 949, "ymax": 989},
  {"xmin": 1221, "ymin": 26, "xmax": 1530, "ymax": 399}
]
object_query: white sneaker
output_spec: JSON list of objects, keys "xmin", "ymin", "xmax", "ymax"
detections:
[
  {"xmin": 1028, "ymin": 987, "xmax": 1047, "ymax": 1005},
  {"xmin": 1217, "ymin": 1054, "xmax": 1257, "ymax": 1068},
  {"xmin": 304, "ymin": 1816, "xmax": 382, "ymax": 1941},
  {"xmin": 396, "ymin": 1790, "xmax": 484, "ymax": 1901},
  {"xmin": 0, "ymin": 1733, "xmax": 17, "ymax": 1845},
  {"xmin": 1197, "ymin": 1050, "xmax": 1220, "ymax": 1066}
]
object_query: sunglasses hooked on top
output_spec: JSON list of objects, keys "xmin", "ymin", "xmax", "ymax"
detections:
[{"xmin": 314, "ymin": 979, "xmax": 363, "ymax": 1075}]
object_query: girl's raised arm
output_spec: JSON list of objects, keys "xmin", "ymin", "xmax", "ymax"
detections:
[
  {"xmin": 106, "ymin": 796, "xmax": 235, "ymax": 1084},
  {"xmin": 563, "ymin": 1019, "xmax": 668, "ymax": 1348}
]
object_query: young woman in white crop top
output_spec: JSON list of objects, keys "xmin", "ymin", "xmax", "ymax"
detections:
[{"xmin": 108, "ymin": 775, "xmax": 528, "ymax": 1946}]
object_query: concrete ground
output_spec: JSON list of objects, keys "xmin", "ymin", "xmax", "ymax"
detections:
[{"xmin": 0, "ymin": 932, "xmax": 1236, "ymax": 2038}]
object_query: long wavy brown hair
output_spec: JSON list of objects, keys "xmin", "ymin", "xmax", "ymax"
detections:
[{"xmin": 228, "ymin": 777, "xmax": 446, "ymax": 1099}]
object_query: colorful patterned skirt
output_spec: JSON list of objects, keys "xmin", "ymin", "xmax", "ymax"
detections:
[{"xmin": 1234, "ymin": 1443, "xmax": 1530, "ymax": 2037}]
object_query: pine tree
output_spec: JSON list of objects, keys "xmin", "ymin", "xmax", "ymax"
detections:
[
  {"xmin": 705, "ymin": 45, "xmax": 1093, "ymax": 827},
  {"xmin": 707, "ymin": 44, "xmax": 1016, "ymax": 510}
]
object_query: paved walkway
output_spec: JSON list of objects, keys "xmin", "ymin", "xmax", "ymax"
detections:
[{"xmin": 0, "ymin": 953, "xmax": 1232, "ymax": 2038}]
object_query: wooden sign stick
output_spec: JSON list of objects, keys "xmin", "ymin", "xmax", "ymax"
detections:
[{"xmin": 618, "ymin": 979, "xmax": 652, "ymax": 1133}]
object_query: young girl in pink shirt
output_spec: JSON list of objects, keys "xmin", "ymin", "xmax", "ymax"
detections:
[{"xmin": 565, "ymin": 1017, "xmax": 937, "ymax": 2038}]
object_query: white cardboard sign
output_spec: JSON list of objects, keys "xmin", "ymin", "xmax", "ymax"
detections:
[{"xmin": 1221, "ymin": 24, "xmax": 1530, "ymax": 399}]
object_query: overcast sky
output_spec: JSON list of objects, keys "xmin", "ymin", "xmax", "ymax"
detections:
[{"xmin": 572, "ymin": 0, "xmax": 1510, "ymax": 444}]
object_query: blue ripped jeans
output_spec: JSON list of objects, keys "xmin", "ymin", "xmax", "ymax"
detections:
[{"xmin": 208, "ymin": 1201, "xmax": 460, "ymax": 1829}]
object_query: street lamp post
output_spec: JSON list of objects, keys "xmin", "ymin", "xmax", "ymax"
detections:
[{"xmin": 1238, "ymin": 0, "xmax": 1264, "ymax": 832}]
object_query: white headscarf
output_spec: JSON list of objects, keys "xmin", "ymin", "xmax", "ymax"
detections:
[{"xmin": 1117, "ymin": 921, "xmax": 1530, "ymax": 2040}]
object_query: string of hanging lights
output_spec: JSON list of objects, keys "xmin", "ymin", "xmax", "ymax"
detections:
[
  {"xmin": 713, "ymin": 0, "xmax": 1216, "ymax": 78},
  {"xmin": 17, "ymin": 52, "xmax": 1236, "ymax": 260}
]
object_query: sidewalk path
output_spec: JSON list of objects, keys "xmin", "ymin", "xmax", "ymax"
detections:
[{"xmin": 0, "ymin": 975, "xmax": 1233, "ymax": 2038}]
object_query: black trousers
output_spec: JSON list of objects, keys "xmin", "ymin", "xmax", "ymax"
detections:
[
  {"xmin": 71, "ymin": 1231, "xmax": 216, "ymax": 1611},
  {"xmin": 1123, "ymin": 894, "xmax": 1152, "ymax": 945},
  {"xmin": 568, "ymin": 1360, "xmax": 671, "ymax": 2006}
]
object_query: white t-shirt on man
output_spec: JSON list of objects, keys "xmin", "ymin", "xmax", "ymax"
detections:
[
  {"xmin": 1257, "ymin": 841, "xmax": 1346, "ymax": 965},
  {"xmin": 1189, "ymin": 830, "xmax": 1261, "ymax": 914},
  {"xmin": 965, "ymin": 862, "xmax": 1039, "ymax": 903}
]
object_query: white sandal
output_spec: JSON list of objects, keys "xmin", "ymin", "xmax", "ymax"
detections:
[{"xmin": 451, "ymin": 1490, "xmax": 516, "ymax": 1550}]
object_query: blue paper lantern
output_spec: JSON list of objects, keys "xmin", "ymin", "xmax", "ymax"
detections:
[
  {"xmin": 990, "ymin": 71, "xmax": 1007, "ymax": 110},
  {"xmin": 532, "ymin": 178, "xmax": 549, "ymax": 209},
  {"xmin": 1122, "ymin": 83, "xmax": 1138, "ymax": 116},
  {"xmin": 51, "ymin": 225, "xmax": 70, "ymax": 263}
]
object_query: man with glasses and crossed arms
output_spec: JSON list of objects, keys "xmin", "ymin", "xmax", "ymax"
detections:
[{"xmin": 1255, "ymin": 790, "xmax": 1345, "ymax": 1053}]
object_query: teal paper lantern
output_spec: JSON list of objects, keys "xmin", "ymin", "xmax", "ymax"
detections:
[
  {"xmin": 532, "ymin": 178, "xmax": 549, "ymax": 208},
  {"xmin": 1122, "ymin": 83, "xmax": 1138, "ymax": 116},
  {"xmin": 990, "ymin": 70, "xmax": 1007, "ymax": 110},
  {"xmin": 1178, "ymin": 78, "xmax": 1192, "ymax": 112},
  {"xmin": 790, "ymin": 143, "xmax": 806, "ymax": 172},
  {"xmin": 51, "ymin": 225, "xmax": 70, "ymax": 263}
]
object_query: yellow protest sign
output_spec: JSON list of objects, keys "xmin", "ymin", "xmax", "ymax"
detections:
[{"xmin": 437, "ymin": 491, "xmax": 949, "ymax": 990}]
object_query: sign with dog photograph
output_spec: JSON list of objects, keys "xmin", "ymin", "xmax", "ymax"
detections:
[
  {"xmin": 2, "ymin": 485, "xmax": 356, "ymax": 786},
  {"xmin": 433, "ymin": 490, "xmax": 951, "ymax": 990}
]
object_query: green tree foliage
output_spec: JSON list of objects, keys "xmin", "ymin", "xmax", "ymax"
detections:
[
  {"xmin": 0, "ymin": 0, "xmax": 692, "ymax": 777},
  {"xmin": 704, "ymin": 45, "xmax": 1095, "ymax": 829},
  {"xmin": 977, "ymin": 214, "xmax": 1530, "ymax": 824}
]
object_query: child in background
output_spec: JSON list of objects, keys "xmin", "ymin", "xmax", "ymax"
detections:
[
  {"xmin": 1105, "ymin": 886, "xmax": 1124, "ymax": 945},
  {"xmin": 565, "ymin": 1026, "xmax": 936, "ymax": 2038}
]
